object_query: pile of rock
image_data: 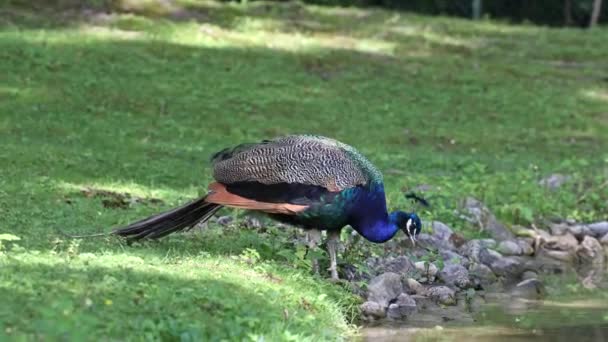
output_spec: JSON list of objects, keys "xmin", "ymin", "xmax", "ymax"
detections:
[{"xmin": 358, "ymin": 198, "xmax": 608, "ymax": 322}]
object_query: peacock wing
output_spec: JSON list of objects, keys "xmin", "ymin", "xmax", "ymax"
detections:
[{"xmin": 209, "ymin": 135, "xmax": 382, "ymax": 205}]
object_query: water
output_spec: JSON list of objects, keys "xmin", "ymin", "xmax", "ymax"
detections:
[{"xmin": 358, "ymin": 297, "xmax": 608, "ymax": 342}]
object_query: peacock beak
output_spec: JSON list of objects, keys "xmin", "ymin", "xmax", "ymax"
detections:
[{"xmin": 409, "ymin": 234, "xmax": 416, "ymax": 247}]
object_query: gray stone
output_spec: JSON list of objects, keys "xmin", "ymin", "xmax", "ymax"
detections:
[
  {"xmin": 600, "ymin": 233, "xmax": 608, "ymax": 246},
  {"xmin": 490, "ymin": 256, "xmax": 525, "ymax": 278},
  {"xmin": 511, "ymin": 279, "xmax": 545, "ymax": 299},
  {"xmin": 438, "ymin": 264, "xmax": 471, "ymax": 289},
  {"xmin": 517, "ymin": 239, "xmax": 535, "ymax": 256},
  {"xmin": 431, "ymin": 221, "xmax": 454, "ymax": 241},
  {"xmin": 440, "ymin": 250, "xmax": 468, "ymax": 267},
  {"xmin": 459, "ymin": 240, "xmax": 482, "ymax": 262},
  {"xmin": 525, "ymin": 249, "xmax": 573, "ymax": 274},
  {"xmin": 588, "ymin": 222, "xmax": 608, "ymax": 238},
  {"xmin": 479, "ymin": 248, "xmax": 503, "ymax": 266},
  {"xmin": 566, "ymin": 222, "xmax": 608, "ymax": 239},
  {"xmin": 544, "ymin": 249, "xmax": 576, "ymax": 262},
  {"xmin": 497, "ymin": 240, "xmax": 523, "ymax": 256},
  {"xmin": 544, "ymin": 233, "xmax": 579, "ymax": 251},
  {"xmin": 567, "ymin": 224, "xmax": 587, "ymax": 238},
  {"xmin": 549, "ymin": 222, "xmax": 569, "ymax": 236},
  {"xmin": 416, "ymin": 233, "xmax": 454, "ymax": 251},
  {"xmin": 522, "ymin": 271, "xmax": 538, "ymax": 280},
  {"xmin": 360, "ymin": 301, "xmax": 386, "ymax": 319},
  {"xmin": 459, "ymin": 239, "xmax": 496, "ymax": 263},
  {"xmin": 538, "ymin": 173, "xmax": 571, "ymax": 190},
  {"xmin": 469, "ymin": 294, "xmax": 487, "ymax": 313},
  {"xmin": 379, "ymin": 256, "xmax": 416, "ymax": 276},
  {"xmin": 364, "ymin": 256, "xmax": 416, "ymax": 279},
  {"xmin": 405, "ymin": 278, "xmax": 426, "ymax": 295},
  {"xmin": 480, "ymin": 239, "xmax": 498, "ymax": 249},
  {"xmin": 242, "ymin": 216, "xmax": 262, "ymax": 229},
  {"xmin": 215, "ymin": 216, "xmax": 234, "ymax": 226},
  {"xmin": 469, "ymin": 263, "xmax": 497, "ymax": 287},
  {"xmin": 460, "ymin": 197, "xmax": 515, "ymax": 241},
  {"xmin": 426, "ymin": 286, "xmax": 456, "ymax": 305},
  {"xmin": 367, "ymin": 272, "xmax": 404, "ymax": 307},
  {"xmin": 386, "ymin": 293, "xmax": 417, "ymax": 319},
  {"xmin": 576, "ymin": 236, "xmax": 605, "ymax": 289},
  {"xmin": 414, "ymin": 261, "xmax": 438, "ymax": 282},
  {"xmin": 411, "ymin": 294, "xmax": 435, "ymax": 309}
]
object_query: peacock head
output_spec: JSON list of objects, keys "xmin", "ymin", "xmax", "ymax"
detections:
[
  {"xmin": 391, "ymin": 211, "xmax": 422, "ymax": 246},
  {"xmin": 403, "ymin": 212, "xmax": 422, "ymax": 246}
]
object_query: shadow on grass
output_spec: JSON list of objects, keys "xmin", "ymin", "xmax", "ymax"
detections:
[{"xmin": 0, "ymin": 259, "xmax": 330, "ymax": 340}]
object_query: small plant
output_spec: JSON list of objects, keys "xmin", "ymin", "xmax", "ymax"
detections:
[{"xmin": 236, "ymin": 248, "xmax": 261, "ymax": 265}]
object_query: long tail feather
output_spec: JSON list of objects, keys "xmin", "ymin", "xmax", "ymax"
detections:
[
  {"xmin": 60, "ymin": 196, "xmax": 222, "ymax": 241},
  {"xmin": 112, "ymin": 196, "xmax": 222, "ymax": 241}
]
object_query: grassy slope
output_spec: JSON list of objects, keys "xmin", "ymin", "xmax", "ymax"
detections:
[{"xmin": 1, "ymin": 0, "xmax": 608, "ymax": 340}]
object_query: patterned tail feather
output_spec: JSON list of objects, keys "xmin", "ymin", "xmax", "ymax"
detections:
[{"xmin": 112, "ymin": 197, "xmax": 222, "ymax": 241}]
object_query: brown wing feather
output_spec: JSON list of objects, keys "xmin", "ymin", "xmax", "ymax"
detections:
[{"xmin": 206, "ymin": 182, "xmax": 308, "ymax": 214}]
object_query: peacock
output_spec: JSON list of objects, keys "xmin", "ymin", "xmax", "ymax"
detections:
[{"xmin": 93, "ymin": 135, "xmax": 423, "ymax": 280}]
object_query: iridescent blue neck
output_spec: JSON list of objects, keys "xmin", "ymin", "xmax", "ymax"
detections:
[
  {"xmin": 353, "ymin": 214, "xmax": 400, "ymax": 243},
  {"xmin": 347, "ymin": 183, "xmax": 408, "ymax": 243}
]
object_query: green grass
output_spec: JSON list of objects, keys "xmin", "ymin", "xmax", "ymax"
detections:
[{"xmin": 1, "ymin": 0, "xmax": 608, "ymax": 340}]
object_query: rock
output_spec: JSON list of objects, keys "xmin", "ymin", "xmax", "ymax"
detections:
[
  {"xmin": 426, "ymin": 286, "xmax": 456, "ymax": 305},
  {"xmin": 538, "ymin": 173, "xmax": 571, "ymax": 190},
  {"xmin": 600, "ymin": 233, "xmax": 608, "ymax": 246},
  {"xmin": 525, "ymin": 248, "xmax": 573, "ymax": 274},
  {"xmin": 459, "ymin": 239, "xmax": 496, "ymax": 262},
  {"xmin": 450, "ymin": 233, "xmax": 467, "ymax": 248},
  {"xmin": 215, "ymin": 215, "xmax": 233, "ymax": 226},
  {"xmin": 567, "ymin": 224, "xmax": 586, "ymax": 238},
  {"xmin": 440, "ymin": 250, "xmax": 468, "ymax": 267},
  {"xmin": 438, "ymin": 264, "xmax": 471, "ymax": 289},
  {"xmin": 497, "ymin": 240, "xmax": 523, "ymax": 256},
  {"xmin": 489, "ymin": 256, "xmax": 525, "ymax": 278},
  {"xmin": 415, "ymin": 261, "xmax": 438, "ymax": 282},
  {"xmin": 367, "ymin": 273, "xmax": 404, "ymax": 307},
  {"xmin": 383, "ymin": 256, "xmax": 416, "ymax": 275},
  {"xmin": 521, "ymin": 271, "xmax": 538, "ymax": 280},
  {"xmin": 365, "ymin": 256, "xmax": 416, "ymax": 278},
  {"xmin": 469, "ymin": 294, "xmax": 486, "ymax": 313},
  {"xmin": 341, "ymin": 263, "xmax": 363, "ymax": 283},
  {"xmin": 242, "ymin": 216, "xmax": 262, "ymax": 229},
  {"xmin": 468, "ymin": 263, "xmax": 497, "ymax": 287},
  {"xmin": 480, "ymin": 239, "xmax": 498, "ymax": 249},
  {"xmin": 460, "ymin": 197, "xmax": 515, "ymax": 241},
  {"xmin": 386, "ymin": 293, "xmax": 417, "ymax": 319},
  {"xmin": 588, "ymin": 222, "xmax": 608, "ymax": 238},
  {"xmin": 511, "ymin": 279, "xmax": 545, "ymax": 299},
  {"xmin": 566, "ymin": 222, "xmax": 608, "ymax": 239},
  {"xmin": 431, "ymin": 221, "xmax": 453, "ymax": 241},
  {"xmin": 544, "ymin": 233, "xmax": 579, "ymax": 251},
  {"xmin": 544, "ymin": 250, "xmax": 576, "ymax": 263},
  {"xmin": 360, "ymin": 301, "xmax": 386, "ymax": 319},
  {"xmin": 460, "ymin": 240, "xmax": 483, "ymax": 262},
  {"xmin": 479, "ymin": 248, "xmax": 503, "ymax": 266},
  {"xmin": 575, "ymin": 236, "xmax": 605, "ymax": 289},
  {"xmin": 517, "ymin": 239, "xmax": 535, "ymax": 256},
  {"xmin": 417, "ymin": 233, "xmax": 454, "ymax": 251},
  {"xmin": 411, "ymin": 294, "xmax": 435, "ymax": 309},
  {"xmin": 549, "ymin": 222, "xmax": 569, "ymax": 236},
  {"xmin": 405, "ymin": 278, "xmax": 426, "ymax": 295}
]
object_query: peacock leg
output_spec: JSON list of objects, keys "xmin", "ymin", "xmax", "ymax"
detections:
[
  {"xmin": 306, "ymin": 229, "xmax": 322, "ymax": 275},
  {"xmin": 326, "ymin": 230, "xmax": 340, "ymax": 280}
]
